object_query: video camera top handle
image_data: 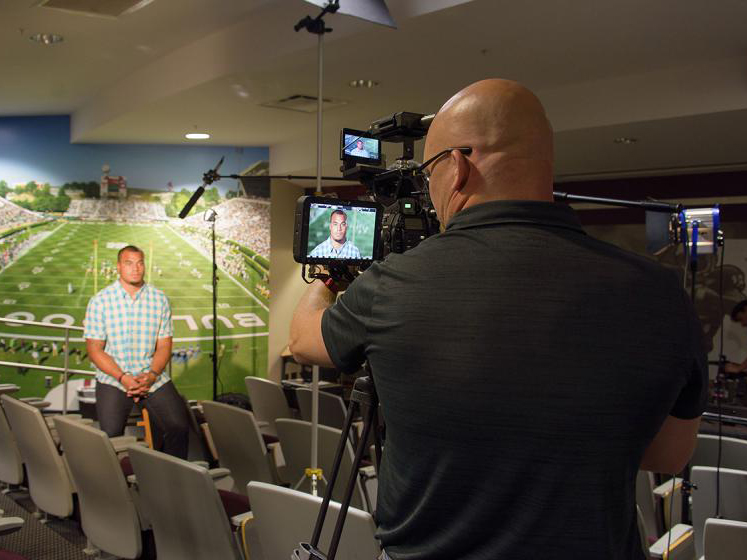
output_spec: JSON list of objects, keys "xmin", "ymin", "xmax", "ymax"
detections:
[{"xmin": 367, "ymin": 112, "xmax": 434, "ymax": 160}]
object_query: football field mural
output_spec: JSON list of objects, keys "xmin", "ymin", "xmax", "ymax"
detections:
[
  {"xmin": 0, "ymin": 115, "xmax": 270, "ymax": 399},
  {"xmin": 0, "ymin": 220, "xmax": 269, "ymax": 399}
]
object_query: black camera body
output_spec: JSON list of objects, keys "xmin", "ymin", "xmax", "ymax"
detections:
[
  {"xmin": 292, "ymin": 112, "xmax": 437, "ymax": 271},
  {"xmin": 341, "ymin": 112, "xmax": 439, "ymax": 258}
]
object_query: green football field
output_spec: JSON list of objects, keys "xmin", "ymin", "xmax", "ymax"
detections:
[{"xmin": 0, "ymin": 221, "xmax": 269, "ymax": 399}]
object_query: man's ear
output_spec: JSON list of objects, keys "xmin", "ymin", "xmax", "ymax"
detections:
[{"xmin": 450, "ymin": 149, "xmax": 470, "ymax": 192}]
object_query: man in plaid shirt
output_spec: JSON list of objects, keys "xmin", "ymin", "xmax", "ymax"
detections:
[
  {"xmin": 85, "ymin": 245, "xmax": 188, "ymax": 458},
  {"xmin": 309, "ymin": 209, "xmax": 362, "ymax": 259}
]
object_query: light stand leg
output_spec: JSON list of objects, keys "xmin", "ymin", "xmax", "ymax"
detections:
[{"xmin": 211, "ymin": 217, "xmax": 218, "ymax": 401}]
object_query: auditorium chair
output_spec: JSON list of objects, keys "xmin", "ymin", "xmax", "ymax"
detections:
[
  {"xmin": 53, "ymin": 416, "xmax": 144, "ymax": 559},
  {"xmin": 0, "ymin": 405, "xmax": 24, "ymax": 492},
  {"xmin": 0, "ymin": 517, "xmax": 29, "ymax": 560},
  {"xmin": 295, "ymin": 388, "xmax": 348, "ymax": 431},
  {"xmin": 275, "ymin": 419, "xmax": 368, "ymax": 511},
  {"xmin": 127, "ymin": 444, "xmax": 248, "ymax": 560},
  {"xmin": 200, "ymin": 400, "xmax": 278, "ymax": 492},
  {"xmin": 245, "ymin": 376, "xmax": 293, "ymax": 437},
  {"xmin": 690, "ymin": 466, "xmax": 747, "ymax": 558},
  {"xmin": 0, "ymin": 395, "xmax": 75, "ymax": 520},
  {"xmin": 636, "ymin": 470, "xmax": 684, "ymax": 542},
  {"xmin": 690, "ymin": 434, "xmax": 747, "ymax": 471},
  {"xmin": 636, "ymin": 505, "xmax": 695, "ymax": 560},
  {"xmin": 703, "ymin": 518, "xmax": 747, "ymax": 559},
  {"xmin": 247, "ymin": 480, "xmax": 380, "ymax": 560}
]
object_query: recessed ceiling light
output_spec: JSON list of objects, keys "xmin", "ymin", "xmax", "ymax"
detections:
[
  {"xmin": 185, "ymin": 133, "xmax": 210, "ymax": 140},
  {"xmin": 614, "ymin": 136, "xmax": 638, "ymax": 144},
  {"xmin": 349, "ymin": 79, "xmax": 379, "ymax": 88},
  {"xmin": 29, "ymin": 33, "xmax": 64, "ymax": 45}
]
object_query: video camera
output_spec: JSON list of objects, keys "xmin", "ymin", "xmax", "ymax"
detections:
[{"xmin": 293, "ymin": 112, "xmax": 438, "ymax": 273}]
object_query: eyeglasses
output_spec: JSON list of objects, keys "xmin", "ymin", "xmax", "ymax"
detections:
[{"xmin": 416, "ymin": 147, "xmax": 472, "ymax": 191}]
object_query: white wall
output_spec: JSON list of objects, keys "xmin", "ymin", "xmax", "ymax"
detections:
[{"xmin": 268, "ymin": 179, "xmax": 306, "ymax": 381}]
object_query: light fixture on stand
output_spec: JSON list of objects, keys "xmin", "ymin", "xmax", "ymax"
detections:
[{"xmin": 291, "ymin": 2, "xmax": 394, "ymax": 559}]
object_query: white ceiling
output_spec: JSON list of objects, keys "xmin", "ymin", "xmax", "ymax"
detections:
[{"xmin": 3, "ymin": 0, "xmax": 747, "ymax": 182}]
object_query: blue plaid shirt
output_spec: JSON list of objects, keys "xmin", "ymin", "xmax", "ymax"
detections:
[
  {"xmin": 84, "ymin": 281, "xmax": 173, "ymax": 393},
  {"xmin": 309, "ymin": 237, "xmax": 362, "ymax": 259}
]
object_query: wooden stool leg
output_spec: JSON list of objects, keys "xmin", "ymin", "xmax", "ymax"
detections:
[{"xmin": 137, "ymin": 408, "xmax": 153, "ymax": 449}]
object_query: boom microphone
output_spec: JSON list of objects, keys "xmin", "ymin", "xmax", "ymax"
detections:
[
  {"xmin": 178, "ymin": 156, "xmax": 224, "ymax": 219},
  {"xmin": 178, "ymin": 186, "xmax": 205, "ymax": 219}
]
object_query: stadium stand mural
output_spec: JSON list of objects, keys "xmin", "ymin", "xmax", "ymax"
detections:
[{"xmin": 0, "ymin": 116, "xmax": 270, "ymax": 399}]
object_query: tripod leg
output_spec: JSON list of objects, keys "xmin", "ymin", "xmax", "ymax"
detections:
[
  {"xmin": 310, "ymin": 397, "xmax": 359, "ymax": 549},
  {"xmin": 327, "ymin": 397, "xmax": 377, "ymax": 560}
]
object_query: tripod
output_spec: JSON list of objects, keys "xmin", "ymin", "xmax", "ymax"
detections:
[{"xmin": 293, "ymin": 375, "xmax": 382, "ymax": 560}]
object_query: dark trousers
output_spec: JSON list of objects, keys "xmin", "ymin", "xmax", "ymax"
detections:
[{"xmin": 95, "ymin": 380, "xmax": 189, "ymax": 459}]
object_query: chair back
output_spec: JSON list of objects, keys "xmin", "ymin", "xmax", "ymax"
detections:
[
  {"xmin": 295, "ymin": 388, "xmax": 347, "ymax": 430},
  {"xmin": 0, "ymin": 395, "xmax": 73, "ymax": 518},
  {"xmin": 691, "ymin": 466, "xmax": 747, "ymax": 558},
  {"xmin": 635, "ymin": 470, "xmax": 660, "ymax": 544},
  {"xmin": 691, "ymin": 434, "xmax": 747, "ymax": 471},
  {"xmin": 275, "ymin": 418, "xmax": 366, "ymax": 510},
  {"xmin": 201, "ymin": 400, "xmax": 274, "ymax": 491},
  {"xmin": 245, "ymin": 376, "xmax": 292, "ymax": 437},
  {"xmin": 704, "ymin": 518, "xmax": 747, "ymax": 560},
  {"xmin": 127, "ymin": 444, "xmax": 243, "ymax": 560},
  {"xmin": 248, "ymin": 481, "xmax": 379, "ymax": 560},
  {"xmin": 53, "ymin": 416, "xmax": 141, "ymax": 559},
  {"xmin": 0, "ymin": 405, "xmax": 23, "ymax": 486}
]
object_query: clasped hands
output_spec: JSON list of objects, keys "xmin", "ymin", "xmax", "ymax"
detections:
[{"xmin": 121, "ymin": 371, "xmax": 157, "ymax": 402}]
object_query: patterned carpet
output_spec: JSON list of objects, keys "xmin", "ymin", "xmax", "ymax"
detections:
[{"xmin": 0, "ymin": 491, "xmax": 88, "ymax": 560}]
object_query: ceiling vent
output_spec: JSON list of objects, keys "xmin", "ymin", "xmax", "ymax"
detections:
[
  {"xmin": 36, "ymin": 0, "xmax": 154, "ymax": 18},
  {"xmin": 260, "ymin": 94, "xmax": 347, "ymax": 114}
]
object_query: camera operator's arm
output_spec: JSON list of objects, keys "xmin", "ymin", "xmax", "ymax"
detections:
[
  {"xmin": 289, "ymin": 279, "xmax": 336, "ymax": 367},
  {"xmin": 640, "ymin": 415, "xmax": 700, "ymax": 473},
  {"xmin": 641, "ymin": 285, "xmax": 707, "ymax": 474},
  {"xmin": 725, "ymin": 356, "xmax": 747, "ymax": 373}
]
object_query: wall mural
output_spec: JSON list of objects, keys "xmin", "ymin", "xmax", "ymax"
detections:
[{"xmin": 0, "ymin": 116, "xmax": 270, "ymax": 400}]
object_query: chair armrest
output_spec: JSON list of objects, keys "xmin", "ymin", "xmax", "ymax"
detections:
[
  {"xmin": 0, "ymin": 517, "xmax": 24, "ymax": 535},
  {"xmin": 208, "ymin": 467, "xmax": 231, "ymax": 479},
  {"xmin": 653, "ymin": 477, "xmax": 682, "ymax": 498},
  {"xmin": 231, "ymin": 511, "xmax": 253, "ymax": 527},
  {"xmin": 359, "ymin": 465, "xmax": 376, "ymax": 479},
  {"xmin": 110, "ymin": 436, "xmax": 138, "ymax": 453},
  {"xmin": 257, "ymin": 420, "xmax": 269, "ymax": 428},
  {"xmin": 127, "ymin": 474, "xmax": 137, "ymax": 486},
  {"xmin": 649, "ymin": 524, "xmax": 693, "ymax": 559}
]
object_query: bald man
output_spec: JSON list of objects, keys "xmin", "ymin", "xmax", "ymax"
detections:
[{"xmin": 290, "ymin": 79, "xmax": 707, "ymax": 560}]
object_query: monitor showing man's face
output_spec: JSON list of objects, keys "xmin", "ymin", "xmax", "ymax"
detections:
[{"xmin": 330, "ymin": 211, "xmax": 348, "ymax": 243}]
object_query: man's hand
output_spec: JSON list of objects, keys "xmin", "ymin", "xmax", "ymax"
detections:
[
  {"xmin": 127, "ymin": 372, "xmax": 157, "ymax": 400},
  {"xmin": 120, "ymin": 375, "xmax": 145, "ymax": 402}
]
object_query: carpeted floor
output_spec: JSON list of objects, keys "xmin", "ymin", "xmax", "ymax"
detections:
[{"xmin": 0, "ymin": 491, "xmax": 88, "ymax": 560}]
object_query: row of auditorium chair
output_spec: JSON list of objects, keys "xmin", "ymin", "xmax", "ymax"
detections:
[
  {"xmin": 2, "ymin": 375, "xmax": 747, "ymax": 559},
  {"xmin": 635, "ymin": 434, "xmax": 747, "ymax": 559},
  {"xmin": 0, "ymin": 377, "xmax": 380, "ymax": 559}
]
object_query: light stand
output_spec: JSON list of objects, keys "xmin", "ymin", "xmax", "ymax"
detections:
[
  {"xmin": 205, "ymin": 208, "xmax": 219, "ymax": 401},
  {"xmin": 294, "ymin": 1, "xmax": 338, "ymax": 498},
  {"xmin": 179, "ymin": 157, "xmax": 225, "ymax": 401}
]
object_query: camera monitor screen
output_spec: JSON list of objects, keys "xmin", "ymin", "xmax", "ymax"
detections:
[
  {"xmin": 340, "ymin": 129, "xmax": 382, "ymax": 166},
  {"xmin": 293, "ymin": 197, "xmax": 382, "ymax": 264}
]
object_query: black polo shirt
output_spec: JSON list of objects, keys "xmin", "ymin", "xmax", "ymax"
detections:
[{"xmin": 322, "ymin": 200, "xmax": 707, "ymax": 560}]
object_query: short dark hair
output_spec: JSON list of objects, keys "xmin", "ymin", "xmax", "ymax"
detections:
[
  {"xmin": 731, "ymin": 300, "xmax": 747, "ymax": 321},
  {"xmin": 117, "ymin": 245, "xmax": 144, "ymax": 262},
  {"xmin": 330, "ymin": 209, "xmax": 347, "ymax": 221}
]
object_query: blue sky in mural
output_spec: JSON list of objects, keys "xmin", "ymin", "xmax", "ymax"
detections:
[{"xmin": 0, "ymin": 116, "xmax": 268, "ymax": 193}]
